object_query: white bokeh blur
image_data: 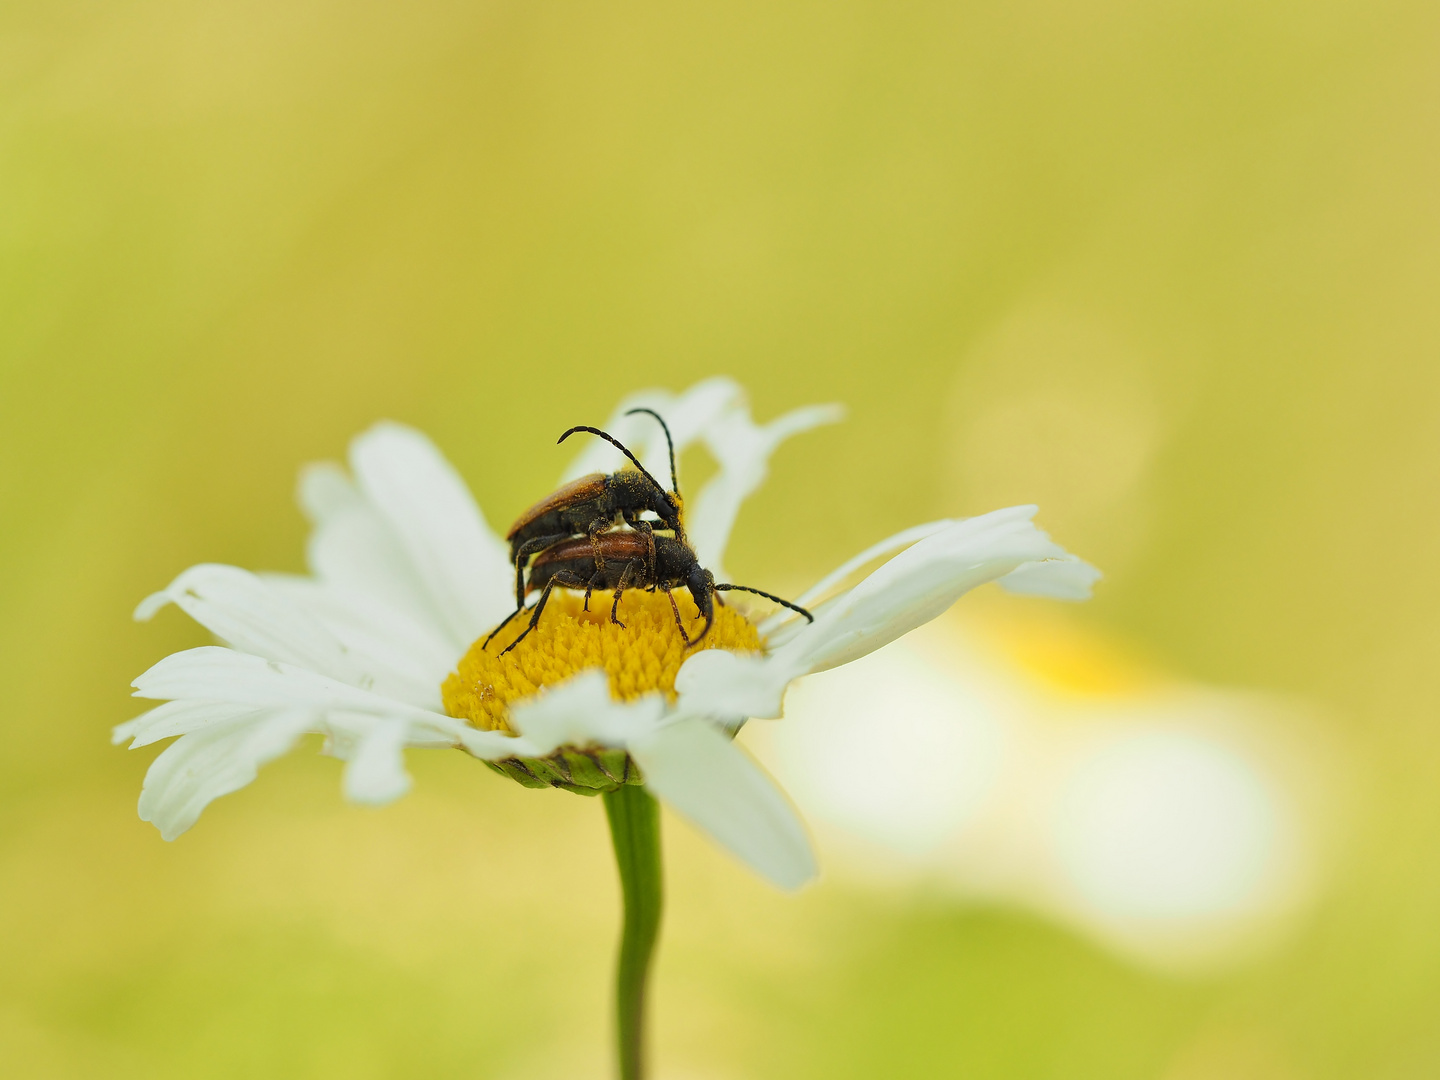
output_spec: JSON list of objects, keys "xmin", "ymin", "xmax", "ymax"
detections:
[{"xmin": 748, "ymin": 610, "xmax": 1329, "ymax": 973}]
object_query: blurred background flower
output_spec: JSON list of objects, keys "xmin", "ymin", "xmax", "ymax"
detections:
[
  {"xmin": 757, "ymin": 604, "xmax": 1334, "ymax": 974},
  {"xmin": 2, "ymin": 1, "xmax": 1437, "ymax": 1078}
]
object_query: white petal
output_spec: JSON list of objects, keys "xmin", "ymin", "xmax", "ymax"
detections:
[
  {"xmin": 135, "ymin": 647, "xmax": 539, "ymax": 758},
  {"xmin": 298, "ymin": 459, "xmax": 357, "ymax": 521},
  {"xmin": 339, "ymin": 715, "xmax": 412, "ymax": 804},
  {"xmin": 298, "ymin": 461, "xmax": 449, "ymax": 635},
  {"xmin": 777, "ymin": 506, "xmax": 1073, "ymax": 674},
  {"xmin": 630, "ymin": 719, "xmax": 816, "ymax": 890},
  {"xmin": 115, "ymin": 700, "xmax": 265, "ymax": 748},
  {"xmin": 262, "ymin": 574, "xmax": 454, "ymax": 709},
  {"xmin": 507, "ymin": 670, "xmax": 667, "ymax": 756},
  {"xmin": 760, "ymin": 519, "xmax": 955, "ymax": 634},
  {"xmin": 559, "ymin": 377, "xmax": 744, "ymax": 485},
  {"xmin": 134, "ymin": 590, "xmax": 174, "ymax": 622},
  {"xmin": 134, "ymin": 645, "xmax": 378, "ymax": 709},
  {"xmin": 127, "ymin": 644, "xmax": 539, "ymax": 828},
  {"xmin": 999, "ymin": 555, "xmax": 1103, "ymax": 600},
  {"xmin": 349, "ymin": 422, "xmax": 513, "ymax": 648},
  {"xmin": 136, "ymin": 647, "xmax": 405, "ymax": 727},
  {"xmin": 677, "ymin": 508, "xmax": 1094, "ymax": 723},
  {"xmin": 135, "ymin": 563, "xmax": 367, "ymax": 686},
  {"xmin": 136, "ymin": 710, "xmax": 314, "ymax": 840},
  {"xmin": 450, "ymin": 724, "xmax": 545, "ymax": 760},
  {"xmin": 688, "ymin": 401, "xmax": 844, "ymax": 577},
  {"xmin": 673, "ymin": 649, "xmax": 801, "ymax": 722}
]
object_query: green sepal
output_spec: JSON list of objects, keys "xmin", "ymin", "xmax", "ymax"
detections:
[
  {"xmin": 562, "ymin": 750, "xmax": 614, "ymax": 790},
  {"xmin": 519, "ymin": 755, "xmax": 570, "ymax": 787},
  {"xmin": 485, "ymin": 748, "xmax": 638, "ymax": 795},
  {"xmin": 562, "ymin": 783, "xmax": 607, "ymax": 798},
  {"xmin": 483, "ymin": 759, "xmax": 550, "ymax": 789},
  {"xmin": 594, "ymin": 748, "xmax": 633, "ymax": 784}
]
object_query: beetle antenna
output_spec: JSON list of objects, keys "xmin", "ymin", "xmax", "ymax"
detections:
[
  {"xmin": 713, "ymin": 584, "xmax": 814, "ymax": 623},
  {"xmin": 557, "ymin": 425, "xmax": 670, "ymax": 500},
  {"xmin": 624, "ymin": 407, "xmax": 679, "ymax": 495}
]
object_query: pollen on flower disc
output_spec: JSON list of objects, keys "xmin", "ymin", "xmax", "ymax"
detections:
[{"xmin": 442, "ymin": 589, "xmax": 763, "ymax": 733}]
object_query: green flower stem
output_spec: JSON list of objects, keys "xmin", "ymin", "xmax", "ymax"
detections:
[{"xmin": 604, "ymin": 784, "xmax": 664, "ymax": 1080}]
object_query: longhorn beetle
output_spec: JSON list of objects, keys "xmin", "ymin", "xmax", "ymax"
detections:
[
  {"xmin": 503, "ymin": 408, "xmax": 684, "ymax": 610},
  {"xmin": 484, "ymin": 530, "xmax": 813, "ymax": 655}
]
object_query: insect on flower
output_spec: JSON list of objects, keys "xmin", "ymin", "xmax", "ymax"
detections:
[
  {"xmin": 487, "ymin": 529, "xmax": 813, "ymax": 655},
  {"xmin": 504, "ymin": 408, "xmax": 685, "ymax": 609},
  {"xmin": 117, "ymin": 377, "xmax": 1099, "ymax": 890},
  {"xmin": 115, "ymin": 378, "xmax": 1102, "ymax": 1080}
]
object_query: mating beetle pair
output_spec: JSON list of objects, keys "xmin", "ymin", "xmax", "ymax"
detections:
[
  {"xmin": 503, "ymin": 408, "xmax": 684, "ymax": 612},
  {"xmin": 486, "ymin": 409, "xmax": 812, "ymax": 655}
]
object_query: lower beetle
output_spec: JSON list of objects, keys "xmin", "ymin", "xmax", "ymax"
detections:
[{"xmin": 484, "ymin": 530, "xmax": 813, "ymax": 655}]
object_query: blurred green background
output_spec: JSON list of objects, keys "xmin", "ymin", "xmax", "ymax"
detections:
[{"xmin": 3, "ymin": 0, "xmax": 1439, "ymax": 1076}]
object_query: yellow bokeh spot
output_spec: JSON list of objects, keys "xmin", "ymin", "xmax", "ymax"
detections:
[
  {"xmin": 442, "ymin": 589, "xmax": 764, "ymax": 733},
  {"xmin": 956, "ymin": 605, "xmax": 1163, "ymax": 698}
]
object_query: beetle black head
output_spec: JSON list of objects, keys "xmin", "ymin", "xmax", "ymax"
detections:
[
  {"xmin": 686, "ymin": 564, "xmax": 716, "ymax": 647},
  {"xmin": 649, "ymin": 486, "xmax": 684, "ymax": 540},
  {"xmin": 623, "ymin": 408, "xmax": 685, "ymax": 539}
]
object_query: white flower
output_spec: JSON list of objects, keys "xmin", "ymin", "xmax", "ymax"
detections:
[
  {"xmin": 761, "ymin": 620, "xmax": 1318, "ymax": 971},
  {"xmin": 117, "ymin": 378, "xmax": 1098, "ymax": 890}
]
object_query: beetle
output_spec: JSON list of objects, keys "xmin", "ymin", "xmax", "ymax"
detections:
[
  {"xmin": 503, "ymin": 408, "xmax": 685, "ymax": 610},
  {"xmin": 485, "ymin": 529, "xmax": 813, "ymax": 655}
]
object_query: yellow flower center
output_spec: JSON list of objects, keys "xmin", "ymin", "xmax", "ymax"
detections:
[{"xmin": 442, "ymin": 589, "xmax": 764, "ymax": 734}]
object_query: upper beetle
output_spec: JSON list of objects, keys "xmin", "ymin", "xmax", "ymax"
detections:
[{"xmin": 504, "ymin": 408, "xmax": 684, "ymax": 607}]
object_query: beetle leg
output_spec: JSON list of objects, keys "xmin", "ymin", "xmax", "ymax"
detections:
[
  {"xmin": 483, "ymin": 604, "xmax": 526, "ymax": 650},
  {"xmin": 512, "ymin": 533, "xmax": 570, "ymax": 609},
  {"xmin": 500, "ymin": 570, "xmax": 589, "ymax": 656},
  {"xmin": 631, "ymin": 518, "xmax": 657, "ymax": 580},
  {"xmin": 609, "ymin": 558, "xmax": 642, "ymax": 629},
  {"xmin": 582, "ymin": 562, "xmax": 609, "ymax": 612},
  {"xmin": 663, "ymin": 586, "xmax": 696, "ymax": 646},
  {"xmin": 586, "ymin": 517, "xmax": 611, "ymax": 570},
  {"xmin": 586, "ymin": 566, "xmax": 609, "ymax": 617},
  {"xmin": 498, "ymin": 583, "xmax": 555, "ymax": 656}
]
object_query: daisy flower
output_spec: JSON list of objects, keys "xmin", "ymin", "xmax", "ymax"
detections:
[
  {"xmin": 118, "ymin": 376, "xmax": 1097, "ymax": 890},
  {"xmin": 117, "ymin": 376, "xmax": 1097, "ymax": 1078},
  {"xmin": 763, "ymin": 613, "xmax": 1320, "ymax": 972}
]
